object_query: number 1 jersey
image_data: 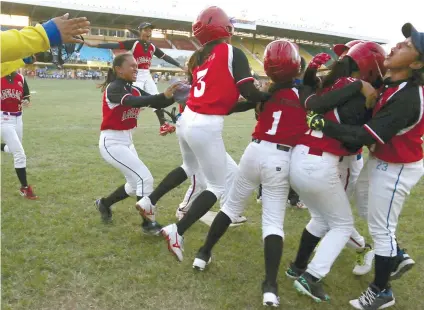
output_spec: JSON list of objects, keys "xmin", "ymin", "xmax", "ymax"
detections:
[{"xmin": 186, "ymin": 42, "xmax": 254, "ymax": 115}]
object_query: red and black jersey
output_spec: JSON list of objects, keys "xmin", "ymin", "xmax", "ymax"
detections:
[
  {"xmin": 186, "ymin": 43, "xmax": 254, "ymax": 115},
  {"xmin": 364, "ymin": 81, "xmax": 424, "ymax": 163},
  {"xmin": 118, "ymin": 40, "xmax": 165, "ymax": 70},
  {"xmin": 100, "ymin": 79, "xmax": 145, "ymax": 131},
  {"xmin": 1, "ymin": 73, "xmax": 30, "ymax": 113},
  {"xmin": 252, "ymin": 87, "xmax": 307, "ymax": 146}
]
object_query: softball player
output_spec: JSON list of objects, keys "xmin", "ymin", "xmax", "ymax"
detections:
[
  {"xmin": 95, "ymin": 53, "xmax": 181, "ymax": 235},
  {"xmin": 192, "ymin": 40, "xmax": 306, "ymax": 307},
  {"xmin": 135, "ymin": 6, "xmax": 269, "ymax": 262},
  {"xmin": 286, "ymin": 45, "xmax": 385, "ymax": 302},
  {"xmin": 86, "ymin": 22, "xmax": 183, "ymax": 136},
  {"xmin": 308, "ymin": 23, "xmax": 424, "ymax": 309},
  {"xmin": 1, "ymin": 72, "xmax": 38, "ymax": 199}
]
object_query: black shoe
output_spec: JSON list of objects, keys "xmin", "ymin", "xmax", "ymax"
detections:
[
  {"xmin": 285, "ymin": 262, "xmax": 305, "ymax": 279},
  {"xmin": 262, "ymin": 281, "xmax": 279, "ymax": 307},
  {"xmin": 293, "ymin": 272, "xmax": 330, "ymax": 302},
  {"xmin": 390, "ymin": 248, "xmax": 415, "ymax": 280},
  {"xmin": 142, "ymin": 220, "xmax": 162, "ymax": 236},
  {"xmin": 349, "ymin": 283, "xmax": 395, "ymax": 309},
  {"xmin": 95, "ymin": 198, "xmax": 112, "ymax": 223}
]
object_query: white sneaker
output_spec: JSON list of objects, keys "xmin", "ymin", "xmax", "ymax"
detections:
[
  {"xmin": 353, "ymin": 245, "xmax": 375, "ymax": 276},
  {"xmin": 263, "ymin": 292, "xmax": 279, "ymax": 307},
  {"xmin": 230, "ymin": 215, "xmax": 247, "ymax": 227},
  {"xmin": 296, "ymin": 200, "xmax": 307, "ymax": 209},
  {"xmin": 161, "ymin": 223, "xmax": 184, "ymax": 262},
  {"xmin": 135, "ymin": 196, "xmax": 155, "ymax": 222},
  {"xmin": 175, "ymin": 207, "xmax": 187, "ymax": 220},
  {"xmin": 193, "ymin": 251, "xmax": 212, "ymax": 271}
]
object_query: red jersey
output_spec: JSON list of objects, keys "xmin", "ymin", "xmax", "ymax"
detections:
[
  {"xmin": 1, "ymin": 73, "xmax": 29, "ymax": 113},
  {"xmin": 299, "ymin": 77, "xmax": 358, "ymax": 156},
  {"xmin": 186, "ymin": 43, "xmax": 254, "ymax": 115},
  {"xmin": 252, "ymin": 87, "xmax": 307, "ymax": 146},
  {"xmin": 100, "ymin": 82, "xmax": 142, "ymax": 131},
  {"xmin": 365, "ymin": 82, "xmax": 424, "ymax": 163},
  {"xmin": 120, "ymin": 40, "xmax": 156, "ymax": 70}
]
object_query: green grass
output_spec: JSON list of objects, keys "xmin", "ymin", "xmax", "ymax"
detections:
[{"xmin": 2, "ymin": 79, "xmax": 423, "ymax": 310}]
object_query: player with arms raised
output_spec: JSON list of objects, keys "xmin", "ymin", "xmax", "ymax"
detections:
[
  {"xmin": 86, "ymin": 22, "xmax": 183, "ymax": 136},
  {"xmin": 135, "ymin": 6, "xmax": 269, "ymax": 261}
]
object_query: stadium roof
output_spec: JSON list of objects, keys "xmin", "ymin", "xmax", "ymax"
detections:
[{"xmin": 1, "ymin": 0, "xmax": 388, "ymax": 45}]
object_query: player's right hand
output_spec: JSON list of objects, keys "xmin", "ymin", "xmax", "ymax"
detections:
[
  {"xmin": 52, "ymin": 13, "xmax": 90, "ymax": 44},
  {"xmin": 360, "ymin": 81, "xmax": 378, "ymax": 109},
  {"xmin": 306, "ymin": 111, "xmax": 325, "ymax": 131},
  {"xmin": 164, "ymin": 82, "xmax": 184, "ymax": 99},
  {"xmin": 308, "ymin": 53, "xmax": 332, "ymax": 70}
]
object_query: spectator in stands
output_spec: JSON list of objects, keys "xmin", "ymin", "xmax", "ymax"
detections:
[
  {"xmin": 84, "ymin": 22, "xmax": 185, "ymax": 136},
  {"xmin": 1, "ymin": 13, "xmax": 90, "ymax": 77}
]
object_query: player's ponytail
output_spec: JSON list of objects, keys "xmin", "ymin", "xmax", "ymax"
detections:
[
  {"xmin": 321, "ymin": 57, "xmax": 353, "ymax": 89},
  {"xmin": 98, "ymin": 53, "xmax": 131, "ymax": 92},
  {"xmin": 188, "ymin": 38, "xmax": 226, "ymax": 71}
]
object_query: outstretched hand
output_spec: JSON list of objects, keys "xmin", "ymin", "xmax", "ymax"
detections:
[
  {"xmin": 308, "ymin": 53, "xmax": 332, "ymax": 70},
  {"xmin": 52, "ymin": 13, "xmax": 90, "ymax": 44}
]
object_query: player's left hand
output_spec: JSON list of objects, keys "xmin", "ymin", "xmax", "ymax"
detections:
[
  {"xmin": 22, "ymin": 99, "xmax": 31, "ymax": 108},
  {"xmin": 306, "ymin": 111, "xmax": 325, "ymax": 131},
  {"xmin": 308, "ymin": 53, "xmax": 332, "ymax": 70}
]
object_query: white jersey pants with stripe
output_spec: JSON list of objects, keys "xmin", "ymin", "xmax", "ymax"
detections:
[
  {"xmin": 99, "ymin": 130, "xmax": 154, "ymax": 197},
  {"xmin": 177, "ymin": 106, "xmax": 226, "ymax": 200},
  {"xmin": 1, "ymin": 113, "xmax": 26, "ymax": 168},
  {"xmin": 361, "ymin": 157, "xmax": 423, "ymax": 257},
  {"xmin": 178, "ymin": 153, "xmax": 238, "ymax": 212},
  {"xmin": 221, "ymin": 140, "xmax": 291, "ymax": 239},
  {"xmin": 290, "ymin": 144, "xmax": 354, "ymax": 279},
  {"xmin": 134, "ymin": 69, "xmax": 160, "ymax": 113}
]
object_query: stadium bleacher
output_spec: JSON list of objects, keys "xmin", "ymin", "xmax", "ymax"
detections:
[
  {"xmin": 79, "ymin": 46, "xmax": 113, "ymax": 63},
  {"xmin": 151, "ymin": 38, "xmax": 172, "ymax": 49},
  {"xmin": 169, "ymin": 36, "xmax": 196, "ymax": 51}
]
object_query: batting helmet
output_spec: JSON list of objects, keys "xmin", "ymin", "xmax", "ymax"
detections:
[
  {"xmin": 333, "ymin": 40, "xmax": 364, "ymax": 57},
  {"xmin": 346, "ymin": 41, "xmax": 387, "ymax": 83},
  {"xmin": 264, "ymin": 40, "xmax": 301, "ymax": 83},
  {"xmin": 192, "ymin": 6, "xmax": 234, "ymax": 45}
]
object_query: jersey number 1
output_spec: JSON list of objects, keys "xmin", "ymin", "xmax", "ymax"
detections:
[
  {"xmin": 194, "ymin": 68, "xmax": 208, "ymax": 98},
  {"xmin": 266, "ymin": 111, "xmax": 282, "ymax": 135}
]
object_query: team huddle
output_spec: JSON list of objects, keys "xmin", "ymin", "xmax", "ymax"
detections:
[{"xmin": 2, "ymin": 5, "xmax": 424, "ymax": 310}]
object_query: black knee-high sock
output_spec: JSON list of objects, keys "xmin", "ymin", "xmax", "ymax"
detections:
[
  {"xmin": 103, "ymin": 184, "xmax": 129, "ymax": 207},
  {"xmin": 155, "ymin": 109, "xmax": 166, "ymax": 126},
  {"xmin": 15, "ymin": 168, "xmax": 28, "ymax": 187},
  {"xmin": 294, "ymin": 228, "xmax": 321, "ymax": 270},
  {"xmin": 264, "ymin": 235, "xmax": 283, "ymax": 286},
  {"xmin": 176, "ymin": 190, "xmax": 217, "ymax": 236},
  {"xmin": 149, "ymin": 167, "xmax": 188, "ymax": 205},
  {"xmin": 374, "ymin": 255, "xmax": 396, "ymax": 291},
  {"xmin": 1, "ymin": 143, "xmax": 6, "ymax": 152},
  {"xmin": 200, "ymin": 211, "xmax": 232, "ymax": 254}
]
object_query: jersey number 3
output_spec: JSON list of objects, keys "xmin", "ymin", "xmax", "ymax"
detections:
[
  {"xmin": 194, "ymin": 68, "xmax": 208, "ymax": 98},
  {"xmin": 266, "ymin": 111, "xmax": 282, "ymax": 135}
]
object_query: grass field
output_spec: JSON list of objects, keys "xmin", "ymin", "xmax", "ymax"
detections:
[{"xmin": 2, "ymin": 78, "xmax": 424, "ymax": 310}]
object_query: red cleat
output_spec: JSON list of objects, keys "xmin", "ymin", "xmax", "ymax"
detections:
[
  {"xmin": 20, "ymin": 185, "xmax": 38, "ymax": 200},
  {"xmin": 159, "ymin": 123, "xmax": 176, "ymax": 136}
]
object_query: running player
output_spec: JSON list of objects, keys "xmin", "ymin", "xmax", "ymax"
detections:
[
  {"xmin": 85, "ymin": 22, "xmax": 183, "ymax": 136},
  {"xmin": 135, "ymin": 6, "xmax": 269, "ymax": 261},
  {"xmin": 95, "ymin": 53, "xmax": 181, "ymax": 235},
  {"xmin": 286, "ymin": 47, "xmax": 381, "ymax": 301},
  {"xmin": 307, "ymin": 23, "xmax": 424, "ymax": 309},
  {"xmin": 1, "ymin": 71, "xmax": 38, "ymax": 199},
  {"xmin": 192, "ymin": 39, "xmax": 306, "ymax": 307}
]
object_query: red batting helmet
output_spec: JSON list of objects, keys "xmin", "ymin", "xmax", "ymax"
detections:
[
  {"xmin": 192, "ymin": 6, "xmax": 234, "ymax": 46},
  {"xmin": 333, "ymin": 40, "xmax": 364, "ymax": 57},
  {"xmin": 264, "ymin": 40, "xmax": 301, "ymax": 83},
  {"xmin": 346, "ymin": 41, "xmax": 387, "ymax": 83}
]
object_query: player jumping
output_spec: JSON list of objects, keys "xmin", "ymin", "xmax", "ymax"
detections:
[
  {"xmin": 1, "ymin": 71, "xmax": 38, "ymax": 199},
  {"xmin": 308, "ymin": 23, "xmax": 424, "ymax": 310},
  {"xmin": 95, "ymin": 53, "xmax": 181, "ymax": 235},
  {"xmin": 135, "ymin": 6, "xmax": 269, "ymax": 261},
  {"xmin": 85, "ymin": 22, "xmax": 183, "ymax": 136}
]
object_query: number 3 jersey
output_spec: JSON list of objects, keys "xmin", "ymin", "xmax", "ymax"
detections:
[
  {"xmin": 252, "ymin": 87, "xmax": 308, "ymax": 146},
  {"xmin": 186, "ymin": 42, "xmax": 254, "ymax": 115}
]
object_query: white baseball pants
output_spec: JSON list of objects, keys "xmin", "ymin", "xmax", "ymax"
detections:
[
  {"xmin": 99, "ymin": 130, "xmax": 154, "ymax": 197},
  {"xmin": 221, "ymin": 140, "xmax": 291, "ymax": 239},
  {"xmin": 290, "ymin": 144, "xmax": 354, "ymax": 279},
  {"xmin": 365, "ymin": 157, "xmax": 423, "ymax": 257},
  {"xmin": 1, "ymin": 113, "xmax": 26, "ymax": 168},
  {"xmin": 178, "ymin": 153, "xmax": 238, "ymax": 211},
  {"xmin": 176, "ymin": 106, "xmax": 226, "ymax": 199},
  {"xmin": 134, "ymin": 69, "xmax": 159, "ymax": 113},
  {"xmin": 339, "ymin": 153, "xmax": 364, "ymax": 200}
]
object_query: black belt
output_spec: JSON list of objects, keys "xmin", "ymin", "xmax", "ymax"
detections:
[
  {"xmin": 2, "ymin": 111, "xmax": 22, "ymax": 116},
  {"xmin": 252, "ymin": 138, "xmax": 291, "ymax": 152}
]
